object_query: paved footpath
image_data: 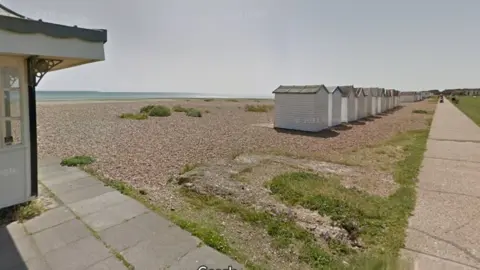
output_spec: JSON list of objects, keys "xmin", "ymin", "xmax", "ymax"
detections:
[
  {"xmin": 1, "ymin": 158, "xmax": 243, "ymax": 270},
  {"xmin": 403, "ymin": 99, "xmax": 480, "ymax": 270}
]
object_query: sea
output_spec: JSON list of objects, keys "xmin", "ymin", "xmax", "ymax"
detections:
[{"xmin": 35, "ymin": 91, "xmax": 272, "ymax": 101}]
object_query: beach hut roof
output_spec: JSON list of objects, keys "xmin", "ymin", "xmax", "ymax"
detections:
[
  {"xmin": 272, "ymin": 85, "xmax": 328, "ymax": 94},
  {"xmin": 336, "ymin": 85, "xmax": 356, "ymax": 97},
  {"xmin": 356, "ymin": 88, "xmax": 367, "ymax": 96},
  {"xmin": 0, "ymin": 3, "xmax": 107, "ymax": 43}
]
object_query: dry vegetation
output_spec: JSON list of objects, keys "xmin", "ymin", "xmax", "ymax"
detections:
[{"xmin": 38, "ymin": 98, "xmax": 435, "ymax": 269}]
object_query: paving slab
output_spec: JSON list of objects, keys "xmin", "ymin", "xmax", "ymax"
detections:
[
  {"xmin": 59, "ymin": 184, "xmax": 116, "ymax": 204},
  {"xmin": 82, "ymin": 198, "xmax": 149, "ymax": 231},
  {"xmin": 404, "ymin": 228, "xmax": 480, "ymax": 268},
  {"xmin": 402, "ymin": 249, "xmax": 478, "ymax": 270},
  {"xmin": 417, "ymin": 158, "xmax": 480, "ymax": 198},
  {"xmin": 99, "ymin": 215, "xmax": 152, "ymax": 252},
  {"xmin": 0, "ymin": 235, "xmax": 42, "ymax": 270},
  {"xmin": 32, "ymin": 218, "xmax": 91, "ymax": 255},
  {"xmin": 425, "ymin": 140, "xmax": 480, "ymax": 163},
  {"xmin": 121, "ymin": 226, "xmax": 200, "ymax": 269},
  {"xmin": 46, "ymin": 176, "xmax": 103, "ymax": 196},
  {"xmin": 67, "ymin": 191, "xmax": 129, "ymax": 217},
  {"xmin": 44, "ymin": 236, "xmax": 111, "ymax": 270},
  {"xmin": 169, "ymin": 245, "xmax": 244, "ymax": 270},
  {"xmin": 23, "ymin": 206, "xmax": 75, "ymax": 234},
  {"xmin": 0, "ymin": 222, "xmax": 28, "ymax": 241},
  {"xmin": 85, "ymin": 256, "xmax": 128, "ymax": 270},
  {"xmin": 41, "ymin": 170, "xmax": 92, "ymax": 187}
]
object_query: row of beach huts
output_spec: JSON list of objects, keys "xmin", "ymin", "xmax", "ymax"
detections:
[{"xmin": 272, "ymin": 85, "xmax": 431, "ymax": 132}]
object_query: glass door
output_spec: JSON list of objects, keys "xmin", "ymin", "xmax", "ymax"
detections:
[{"xmin": 0, "ymin": 66, "xmax": 23, "ymax": 149}]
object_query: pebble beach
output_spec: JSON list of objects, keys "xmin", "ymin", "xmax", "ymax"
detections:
[{"xmin": 36, "ymin": 98, "xmax": 434, "ymax": 206}]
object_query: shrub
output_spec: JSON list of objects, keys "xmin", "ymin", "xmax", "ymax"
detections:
[
  {"xmin": 245, "ymin": 104, "xmax": 274, "ymax": 112},
  {"xmin": 61, "ymin": 156, "xmax": 95, "ymax": 167},
  {"xmin": 226, "ymin": 99, "xmax": 239, "ymax": 102},
  {"xmin": 140, "ymin": 105, "xmax": 156, "ymax": 114},
  {"xmin": 204, "ymin": 99, "xmax": 214, "ymax": 102},
  {"xmin": 172, "ymin": 105, "xmax": 188, "ymax": 112},
  {"xmin": 412, "ymin": 109, "xmax": 429, "ymax": 114},
  {"xmin": 186, "ymin": 108, "xmax": 202, "ymax": 117},
  {"xmin": 148, "ymin": 105, "xmax": 171, "ymax": 117},
  {"xmin": 119, "ymin": 113, "xmax": 148, "ymax": 120}
]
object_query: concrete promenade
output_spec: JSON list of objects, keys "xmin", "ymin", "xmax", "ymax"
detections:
[{"xmin": 403, "ymin": 99, "xmax": 480, "ymax": 270}]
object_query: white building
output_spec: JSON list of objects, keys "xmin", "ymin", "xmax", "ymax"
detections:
[
  {"xmin": 0, "ymin": 3, "xmax": 108, "ymax": 209},
  {"xmin": 378, "ymin": 88, "xmax": 386, "ymax": 113},
  {"xmin": 399, "ymin": 91, "xmax": 417, "ymax": 103},
  {"xmin": 356, "ymin": 88, "xmax": 367, "ymax": 120},
  {"xmin": 363, "ymin": 88, "xmax": 378, "ymax": 116},
  {"xmin": 339, "ymin": 85, "xmax": 357, "ymax": 122},
  {"xmin": 273, "ymin": 85, "xmax": 330, "ymax": 132},
  {"xmin": 326, "ymin": 86, "xmax": 343, "ymax": 127}
]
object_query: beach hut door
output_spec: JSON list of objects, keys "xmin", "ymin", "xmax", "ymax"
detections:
[{"xmin": 0, "ymin": 56, "xmax": 30, "ymax": 209}]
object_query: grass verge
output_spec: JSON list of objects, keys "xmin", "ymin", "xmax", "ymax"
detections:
[
  {"xmin": 455, "ymin": 97, "xmax": 480, "ymax": 126},
  {"xmin": 77, "ymin": 166, "xmax": 259, "ymax": 269},
  {"xmin": 267, "ymin": 129, "xmax": 428, "ymax": 268}
]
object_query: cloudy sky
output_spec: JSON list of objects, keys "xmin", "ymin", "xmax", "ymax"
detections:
[{"xmin": 3, "ymin": 0, "xmax": 480, "ymax": 96}]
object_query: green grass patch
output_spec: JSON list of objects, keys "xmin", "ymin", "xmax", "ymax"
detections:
[
  {"xmin": 180, "ymin": 163, "xmax": 199, "ymax": 174},
  {"xmin": 244, "ymin": 104, "xmax": 274, "ymax": 112},
  {"xmin": 139, "ymin": 105, "xmax": 156, "ymax": 114},
  {"xmin": 185, "ymin": 108, "xmax": 202, "ymax": 117},
  {"xmin": 266, "ymin": 129, "xmax": 428, "ymax": 268},
  {"xmin": 0, "ymin": 200, "xmax": 44, "ymax": 225},
  {"xmin": 60, "ymin": 156, "xmax": 95, "ymax": 167},
  {"xmin": 412, "ymin": 109, "xmax": 431, "ymax": 114},
  {"xmin": 455, "ymin": 97, "xmax": 480, "ymax": 126},
  {"xmin": 172, "ymin": 105, "xmax": 189, "ymax": 112},
  {"xmin": 147, "ymin": 105, "xmax": 171, "ymax": 117},
  {"xmin": 180, "ymin": 189, "xmax": 340, "ymax": 269},
  {"xmin": 119, "ymin": 113, "xmax": 148, "ymax": 120}
]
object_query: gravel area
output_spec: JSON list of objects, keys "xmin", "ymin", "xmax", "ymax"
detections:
[{"xmin": 36, "ymin": 99, "xmax": 435, "ymax": 206}]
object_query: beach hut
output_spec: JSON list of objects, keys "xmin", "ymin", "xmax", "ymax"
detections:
[
  {"xmin": 366, "ymin": 88, "xmax": 377, "ymax": 116},
  {"xmin": 326, "ymin": 86, "xmax": 343, "ymax": 127},
  {"xmin": 273, "ymin": 85, "xmax": 330, "ymax": 132},
  {"xmin": 400, "ymin": 91, "xmax": 417, "ymax": 103},
  {"xmin": 0, "ymin": 4, "xmax": 108, "ymax": 209},
  {"xmin": 377, "ymin": 88, "xmax": 385, "ymax": 113},
  {"xmin": 338, "ymin": 85, "xmax": 357, "ymax": 122},
  {"xmin": 386, "ymin": 89, "xmax": 394, "ymax": 111},
  {"xmin": 394, "ymin": 90, "xmax": 400, "ymax": 107},
  {"xmin": 356, "ymin": 88, "xmax": 367, "ymax": 120},
  {"xmin": 338, "ymin": 85, "xmax": 356, "ymax": 123}
]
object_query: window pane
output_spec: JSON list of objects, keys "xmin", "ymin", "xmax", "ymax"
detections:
[
  {"xmin": 4, "ymin": 91, "xmax": 20, "ymax": 118},
  {"xmin": 4, "ymin": 119, "xmax": 22, "ymax": 146},
  {"xmin": 1, "ymin": 67, "xmax": 20, "ymax": 90}
]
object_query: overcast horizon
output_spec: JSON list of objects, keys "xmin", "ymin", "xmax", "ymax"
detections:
[{"xmin": 4, "ymin": 0, "xmax": 480, "ymax": 95}]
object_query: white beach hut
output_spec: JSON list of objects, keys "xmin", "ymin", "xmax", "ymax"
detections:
[
  {"xmin": 393, "ymin": 90, "xmax": 400, "ymax": 107},
  {"xmin": 400, "ymin": 91, "xmax": 416, "ymax": 103},
  {"xmin": 338, "ymin": 85, "xmax": 357, "ymax": 122},
  {"xmin": 384, "ymin": 90, "xmax": 392, "ymax": 111},
  {"xmin": 0, "ymin": 4, "xmax": 108, "ymax": 209},
  {"xmin": 377, "ymin": 88, "xmax": 385, "ymax": 113},
  {"xmin": 356, "ymin": 88, "xmax": 367, "ymax": 120},
  {"xmin": 362, "ymin": 88, "xmax": 375, "ymax": 116},
  {"xmin": 273, "ymin": 85, "xmax": 330, "ymax": 132},
  {"xmin": 326, "ymin": 86, "xmax": 343, "ymax": 127}
]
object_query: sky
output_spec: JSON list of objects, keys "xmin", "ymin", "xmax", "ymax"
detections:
[{"xmin": 3, "ymin": 0, "xmax": 480, "ymax": 96}]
